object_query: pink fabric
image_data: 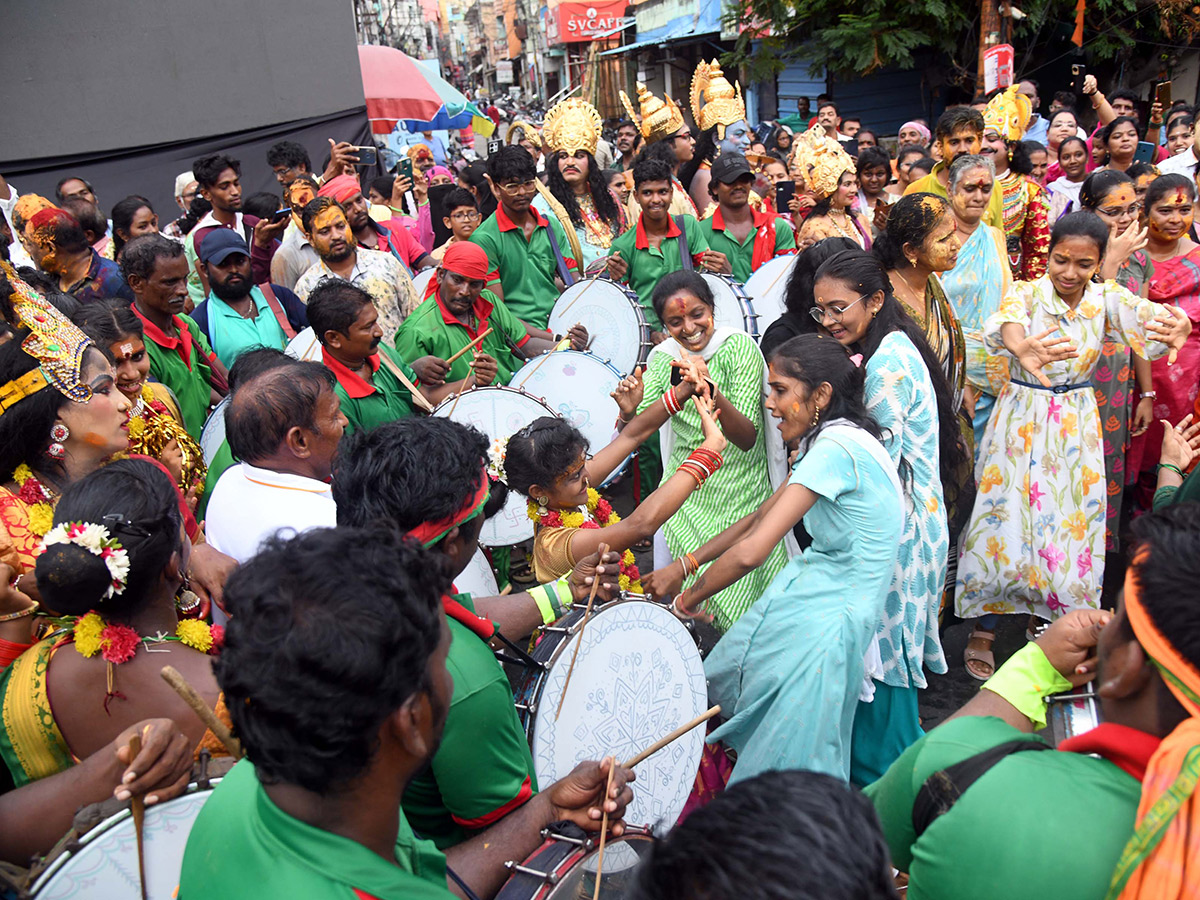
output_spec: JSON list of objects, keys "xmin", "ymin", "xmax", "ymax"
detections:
[{"xmin": 676, "ymin": 721, "xmax": 735, "ymax": 825}]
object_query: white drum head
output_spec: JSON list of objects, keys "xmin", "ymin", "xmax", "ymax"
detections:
[
  {"xmin": 531, "ymin": 600, "xmax": 707, "ymax": 831},
  {"xmin": 199, "ymin": 396, "xmax": 229, "ymax": 466},
  {"xmin": 455, "ymin": 545, "xmax": 499, "ymax": 597},
  {"xmin": 548, "ymin": 279, "xmax": 648, "ymax": 376},
  {"xmin": 433, "ymin": 387, "xmax": 556, "ymax": 546},
  {"xmin": 411, "ymin": 267, "xmax": 436, "ymax": 297},
  {"xmin": 285, "ymin": 326, "xmax": 321, "ymax": 361},
  {"xmin": 31, "ymin": 781, "xmax": 219, "ymax": 899},
  {"xmin": 700, "ymin": 274, "xmax": 758, "ymax": 338},
  {"xmin": 743, "ymin": 255, "xmax": 797, "ymax": 333}
]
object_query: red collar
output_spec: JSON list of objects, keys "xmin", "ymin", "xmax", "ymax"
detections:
[
  {"xmin": 1058, "ymin": 722, "xmax": 1162, "ymax": 781},
  {"xmin": 442, "ymin": 593, "xmax": 496, "ymax": 641},
  {"xmin": 132, "ymin": 304, "xmax": 195, "ymax": 370},
  {"xmin": 435, "ymin": 292, "xmax": 495, "ymax": 338},
  {"xmin": 321, "ymin": 346, "xmax": 381, "ymax": 399},
  {"xmin": 495, "ymin": 202, "xmax": 548, "ymax": 233},
  {"xmin": 634, "ymin": 212, "xmax": 681, "ymax": 250},
  {"xmin": 710, "ymin": 205, "xmax": 772, "ymax": 232}
]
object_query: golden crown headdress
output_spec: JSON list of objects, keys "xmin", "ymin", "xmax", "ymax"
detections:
[
  {"xmin": 542, "ymin": 98, "xmax": 603, "ymax": 157},
  {"xmin": 506, "ymin": 120, "xmax": 543, "ymax": 151},
  {"xmin": 620, "ymin": 83, "xmax": 686, "ymax": 144},
  {"xmin": 790, "ymin": 127, "xmax": 854, "ymax": 198},
  {"xmin": 0, "ymin": 262, "xmax": 93, "ymax": 414},
  {"xmin": 983, "ymin": 85, "xmax": 1032, "ymax": 143},
  {"xmin": 690, "ymin": 60, "xmax": 746, "ymax": 139}
]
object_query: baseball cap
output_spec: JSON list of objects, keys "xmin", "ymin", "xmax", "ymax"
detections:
[
  {"xmin": 711, "ymin": 153, "xmax": 754, "ymax": 183},
  {"xmin": 199, "ymin": 229, "xmax": 251, "ymax": 266}
]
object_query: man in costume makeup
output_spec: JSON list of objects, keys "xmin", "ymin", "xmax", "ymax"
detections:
[
  {"xmin": 905, "ymin": 107, "xmax": 1006, "ymax": 230},
  {"xmin": 866, "ymin": 504, "xmax": 1200, "ymax": 900},
  {"xmin": 619, "ymin": 84, "xmax": 700, "ymax": 222},
  {"xmin": 682, "ymin": 60, "xmax": 753, "ymax": 216},
  {"xmin": 269, "ymin": 174, "xmax": 320, "ymax": 291}
]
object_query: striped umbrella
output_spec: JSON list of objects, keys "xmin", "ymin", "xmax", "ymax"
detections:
[{"xmin": 358, "ymin": 44, "xmax": 495, "ymax": 136}]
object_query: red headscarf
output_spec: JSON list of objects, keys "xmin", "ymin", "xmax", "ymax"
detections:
[{"xmin": 317, "ymin": 174, "xmax": 362, "ymax": 205}]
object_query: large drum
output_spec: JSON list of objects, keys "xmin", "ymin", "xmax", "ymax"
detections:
[
  {"xmin": 496, "ymin": 823, "xmax": 654, "ymax": 900},
  {"xmin": 509, "ymin": 351, "xmax": 631, "ymax": 486},
  {"xmin": 455, "ymin": 545, "xmax": 500, "ymax": 597},
  {"xmin": 433, "ymin": 386, "xmax": 556, "ymax": 546},
  {"xmin": 29, "ymin": 778, "xmax": 222, "ymax": 899},
  {"xmin": 411, "ymin": 267, "xmax": 437, "ymax": 298},
  {"xmin": 700, "ymin": 273, "xmax": 759, "ymax": 340},
  {"xmin": 547, "ymin": 279, "xmax": 652, "ymax": 376},
  {"xmin": 743, "ymin": 255, "xmax": 797, "ymax": 335},
  {"xmin": 284, "ymin": 326, "xmax": 321, "ymax": 361},
  {"xmin": 513, "ymin": 596, "xmax": 707, "ymax": 831},
  {"xmin": 198, "ymin": 395, "xmax": 230, "ymax": 466}
]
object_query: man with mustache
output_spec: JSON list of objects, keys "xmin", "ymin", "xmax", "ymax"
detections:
[
  {"xmin": 192, "ymin": 230, "xmax": 309, "ymax": 367},
  {"xmin": 700, "ymin": 153, "xmax": 795, "ymax": 283},
  {"xmin": 905, "ymin": 107, "xmax": 1006, "ymax": 230}
]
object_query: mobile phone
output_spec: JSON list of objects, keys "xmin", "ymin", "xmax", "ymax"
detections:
[
  {"xmin": 399, "ymin": 158, "xmax": 414, "ymax": 181},
  {"xmin": 754, "ymin": 121, "xmax": 774, "ymax": 143},
  {"xmin": 1072, "ymin": 64, "xmax": 1087, "ymax": 94},
  {"xmin": 670, "ymin": 364, "xmax": 684, "ymax": 387},
  {"xmin": 775, "ymin": 180, "xmax": 796, "ymax": 209},
  {"xmin": 1155, "ymin": 81, "xmax": 1172, "ymax": 109},
  {"xmin": 271, "ymin": 207, "xmax": 291, "ymax": 223},
  {"xmin": 1134, "ymin": 141, "xmax": 1157, "ymax": 164},
  {"xmin": 352, "ymin": 145, "xmax": 378, "ymax": 167}
]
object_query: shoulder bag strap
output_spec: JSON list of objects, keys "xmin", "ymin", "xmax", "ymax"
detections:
[
  {"xmin": 543, "ymin": 220, "xmax": 576, "ymax": 287},
  {"xmin": 255, "ymin": 283, "xmax": 297, "ymax": 340},
  {"xmin": 675, "ymin": 216, "xmax": 694, "ymax": 271}
]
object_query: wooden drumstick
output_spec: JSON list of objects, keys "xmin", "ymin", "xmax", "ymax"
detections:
[
  {"xmin": 444, "ymin": 358, "xmax": 478, "ymax": 419},
  {"xmin": 592, "ymin": 756, "xmax": 617, "ymax": 900},
  {"xmin": 556, "ymin": 275, "xmax": 605, "ymax": 316},
  {"xmin": 445, "ymin": 327, "xmax": 494, "ymax": 365},
  {"xmin": 622, "ymin": 705, "xmax": 721, "ymax": 768},
  {"xmin": 514, "ymin": 334, "xmax": 573, "ymax": 389},
  {"xmin": 555, "ymin": 541, "xmax": 608, "ymax": 720},
  {"xmin": 161, "ymin": 665, "xmax": 243, "ymax": 759},
  {"xmin": 128, "ymin": 733, "xmax": 148, "ymax": 900}
]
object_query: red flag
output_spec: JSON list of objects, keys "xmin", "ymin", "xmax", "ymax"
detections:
[{"xmin": 1071, "ymin": 0, "xmax": 1086, "ymax": 46}]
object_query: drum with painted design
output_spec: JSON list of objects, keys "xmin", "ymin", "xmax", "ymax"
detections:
[
  {"xmin": 199, "ymin": 396, "xmax": 230, "ymax": 466},
  {"xmin": 547, "ymin": 279, "xmax": 652, "ymax": 376},
  {"xmin": 455, "ymin": 545, "xmax": 500, "ymax": 597},
  {"xmin": 284, "ymin": 326, "xmax": 321, "ymax": 361},
  {"xmin": 742, "ymin": 255, "xmax": 797, "ymax": 334},
  {"xmin": 411, "ymin": 267, "xmax": 437, "ymax": 298},
  {"xmin": 699, "ymin": 273, "xmax": 759, "ymax": 339}
]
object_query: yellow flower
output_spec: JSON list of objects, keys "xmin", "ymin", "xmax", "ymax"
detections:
[
  {"xmin": 1081, "ymin": 466, "xmax": 1100, "ymax": 492},
  {"xmin": 28, "ymin": 505, "xmax": 53, "ymax": 537},
  {"xmin": 986, "ymin": 536, "xmax": 1010, "ymax": 565},
  {"xmin": 587, "ymin": 488, "xmax": 600, "ymax": 507},
  {"xmin": 618, "ymin": 574, "xmax": 631, "ymax": 591},
  {"xmin": 1017, "ymin": 422, "xmax": 1036, "ymax": 453},
  {"xmin": 1060, "ymin": 413, "xmax": 1078, "ymax": 438},
  {"xmin": 560, "ymin": 510, "xmax": 585, "ymax": 528},
  {"xmin": 1062, "ymin": 511, "xmax": 1087, "ymax": 541},
  {"xmin": 982, "ymin": 601, "xmax": 1015, "ymax": 615},
  {"xmin": 128, "ymin": 416, "xmax": 145, "ymax": 441},
  {"xmin": 980, "ymin": 465, "xmax": 1003, "ymax": 493},
  {"xmin": 74, "ymin": 612, "xmax": 104, "ymax": 657},
  {"xmin": 13, "ymin": 464, "xmax": 32, "ymax": 484},
  {"xmin": 176, "ymin": 619, "xmax": 214, "ymax": 653}
]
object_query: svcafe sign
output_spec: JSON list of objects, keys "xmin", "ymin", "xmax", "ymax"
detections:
[{"xmin": 551, "ymin": 1, "xmax": 627, "ymax": 43}]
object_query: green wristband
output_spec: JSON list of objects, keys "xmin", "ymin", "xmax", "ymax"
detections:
[
  {"xmin": 550, "ymin": 575, "xmax": 572, "ymax": 618},
  {"xmin": 529, "ymin": 584, "xmax": 556, "ymax": 626},
  {"xmin": 981, "ymin": 642, "xmax": 1073, "ymax": 730}
]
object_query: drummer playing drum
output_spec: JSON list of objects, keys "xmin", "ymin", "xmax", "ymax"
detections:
[
  {"xmin": 395, "ymin": 243, "xmax": 588, "ymax": 388},
  {"xmin": 700, "ymin": 153, "xmax": 796, "ymax": 284}
]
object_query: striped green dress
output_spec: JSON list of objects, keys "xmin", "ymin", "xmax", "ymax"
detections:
[{"xmin": 637, "ymin": 329, "xmax": 788, "ymax": 631}]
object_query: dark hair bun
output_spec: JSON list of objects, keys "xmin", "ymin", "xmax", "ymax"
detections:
[{"xmin": 36, "ymin": 542, "xmax": 115, "ymax": 616}]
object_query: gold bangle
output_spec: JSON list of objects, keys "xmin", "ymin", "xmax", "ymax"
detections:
[{"xmin": 0, "ymin": 601, "xmax": 39, "ymax": 622}]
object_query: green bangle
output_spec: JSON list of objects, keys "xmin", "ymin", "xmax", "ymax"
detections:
[
  {"xmin": 981, "ymin": 642, "xmax": 1073, "ymax": 730},
  {"xmin": 530, "ymin": 584, "xmax": 557, "ymax": 626},
  {"xmin": 1158, "ymin": 463, "xmax": 1185, "ymax": 478}
]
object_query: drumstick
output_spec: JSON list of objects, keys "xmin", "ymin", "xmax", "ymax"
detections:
[
  {"xmin": 592, "ymin": 757, "xmax": 617, "ymax": 900},
  {"xmin": 445, "ymin": 327, "xmax": 494, "ymax": 365},
  {"xmin": 161, "ymin": 665, "xmax": 243, "ymax": 759},
  {"xmin": 757, "ymin": 259, "xmax": 793, "ymax": 306},
  {"xmin": 556, "ymin": 276, "xmax": 604, "ymax": 316},
  {"xmin": 444, "ymin": 358, "xmax": 478, "ymax": 419},
  {"xmin": 513, "ymin": 334, "xmax": 573, "ymax": 389},
  {"xmin": 128, "ymin": 733, "xmax": 148, "ymax": 900},
  {"xmin": 555, "ymin": 541, "xmax": 608, "ymax": 720},
  {"xmin": 622, "ymin": 705, "xmax": 721, "ymax": 768}
]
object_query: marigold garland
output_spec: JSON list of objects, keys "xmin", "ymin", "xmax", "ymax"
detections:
[
  {"xmin": 13, "ymin": 464, "xmax": 55, "ymax": 538},
  {"xmin": 527, "ymin": 488, "xmax": 642, "ymax": 592},
  {"xmin": 74, "ymin": 610, "xmax": 221, "ymax": 664}
]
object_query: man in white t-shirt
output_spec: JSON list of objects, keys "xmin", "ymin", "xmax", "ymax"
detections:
[{"xmin": 206, "ymin": 360, "xmax": 347, "ymax": 565}]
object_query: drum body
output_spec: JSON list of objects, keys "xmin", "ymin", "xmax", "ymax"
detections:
[
  {"xmin": 433, "ymin": 386, "xmax": 556, "ymax": 546},
  {"xmin": 742, "ymin": 255, "xmax": 797, "ymax": 334},
  {"xmin": 699, "ymin": 273, "xmax": 758, "ymax": 339},
  {"xmin": 509, "ymin": 351, "xmax": 630, "ymax": 485},
  {"xmin": 547, "ymin": 279, "xmax": 652, "ymax": 376},
  {"xmin": 512, "ymin": 596, "xmax": 707, "ymax": 831},
  {"xmin": 1045, "ymin": 683, "xmax": 1101, "ymax": 746},
  {"xmin": 455, "ymin": 545, "xmax": 500, "ymax": 597},
  {"xmin": 411, "ymin": 267, "xmax": 436, "ymax": 298},
  {"xmin": 496, "ymin": 823, "xmax": 655, "ymax": 900},
  {"xmin": 284, "ymin": 326, "xmax": 321, "ymax": 361},
  {"xmin": 30, "ymin": 779, "xmax": 219, "ymax": 899},
  {"xmin": 199, "ymin": 396, "xmax": 230, "ymax": 466}
]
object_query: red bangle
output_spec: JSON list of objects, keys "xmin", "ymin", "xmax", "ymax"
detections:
[{"xmin": 663, "ymin": 387, "xmax": 683, "ymax": 416}]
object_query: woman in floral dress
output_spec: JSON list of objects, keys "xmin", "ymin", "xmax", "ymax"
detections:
[{"xmin": 955, "ymin": 212, "xmax": 1188, "ymax": 624}]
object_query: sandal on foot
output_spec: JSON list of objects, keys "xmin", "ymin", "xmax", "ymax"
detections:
[{"xmin": 964, "ymin": 628, "xmax": 996, "ymax": 681}]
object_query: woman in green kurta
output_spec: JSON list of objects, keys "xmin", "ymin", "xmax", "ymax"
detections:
[{"xmin": 629, "ymin": 271, "xmax": 790, "ymax": 631}]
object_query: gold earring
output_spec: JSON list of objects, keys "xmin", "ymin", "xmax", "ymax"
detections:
[
  {"xmin": 810, "ymin": 406, "xmax": 821, "ymax": 427},
  {"xmin": 909, "ymin": 257, "xmax": 917, "ymax": 267}
]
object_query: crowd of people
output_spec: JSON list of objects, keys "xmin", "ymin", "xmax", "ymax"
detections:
[{"xmin": 0, "ymin": 57, "xmax": 1198, "ymax": 900}]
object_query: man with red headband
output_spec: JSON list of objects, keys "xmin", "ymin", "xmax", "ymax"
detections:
[
  {"xmin": 394, "ymin": 242, "xmax": 587, "ymax": 389},
  {"xmin": 22, "ymin": 206, "xmax": 133, "ymax": 302},
  {"xmin": 865, "ymin": 503, "xmax": 1200, "ymax": 900},
  {"xmin": 319, "ymin": 175, "xmax": 435, "ymax": 276}
]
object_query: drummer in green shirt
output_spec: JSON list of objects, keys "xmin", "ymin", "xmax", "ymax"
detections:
[
  {"xmin": 394, "ymin": 242, "xmax": 588, "ymax": 389},
  {"xmin": 179, "ymin": 524, "xmax": 634, "ymax": 900},
  {"xmin": 607, "ymin": 158, "xmax": 727, "ymax": 333},
  {"xmin": 700, "ymin": 153, "xmax": 796, "ymax": 284}
]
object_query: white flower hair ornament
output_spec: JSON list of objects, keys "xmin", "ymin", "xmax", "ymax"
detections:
[
  {"xmin": 42, "ymin": 522, "xmax": 131, "ymax": 599},
  {"xmin": 487, "ymin": 437, "xmax": 509, "ymax": 485}
]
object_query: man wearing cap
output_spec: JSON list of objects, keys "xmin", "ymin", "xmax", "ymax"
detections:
[
  {"xmin": 394, "ymin": 243, "xmax": 588, "ymax": 389},
  {"xmin": 701, "ymin": 153, "xmax": 796, "ymax": 283},
  {"xmin": 321, "ymin": 174, "xmax": 436, "ymax": 275},
  {"xmin": 191, "ymin": 230, "xmax": 309, "ymax": 367}
]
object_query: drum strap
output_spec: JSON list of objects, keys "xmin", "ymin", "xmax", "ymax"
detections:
[
  {"xmin": 674, "ymin": 216, "xmax": 694, "ymax": 271},
  {"xmin": 911, "ymin": 738, "xmax": 1052, "ymax": 838},
  {"xmin": 256, "ymin": 283, "xmax": 297, "ymax": 340},
  {"xmin": 544, "ymin": 222, "xmax": 577, "ymax": 288},
  {"xmin": 446, "ymin": 865, "xmax": 484, "ymax": 900}
]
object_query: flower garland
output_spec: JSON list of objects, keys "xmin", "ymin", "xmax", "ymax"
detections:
[
  {"xmin": 75, "ymin": 610, "xmax": 223, "ymax": 664},
  {"xmin": 13, "ymin": 464, "xmax": 55, "ymax": 537},
  {"xmin": 527, "ymin": 488, "xmax": 642, "ymax": 592}
]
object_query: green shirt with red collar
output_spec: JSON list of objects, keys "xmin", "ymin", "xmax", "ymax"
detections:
[
  {"xmin": 131, "ymin": 306, "xmax": 215, "ymax": 439},
  {"xmin": 321, "ymin": 343, "xmax": 422, "ymax": 436},
  {"xmin": 468, "ymin": 203, "xmax": 580, "ymax": 329},
  {"xmin": 701, "ymin": 206, "xmax": 797, "ymax": 284},
  {"xmin": 608, "ymin": 212, "xmax": 709, "ymax": 329},
  {"xmin": 394, "ymin": 288, "xmax": 531, "ymax": 385}
]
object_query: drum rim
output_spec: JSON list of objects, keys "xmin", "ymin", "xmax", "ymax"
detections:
[{"xmin": 496, "ymin": 825, "xmax": 655, "ymax": 900}]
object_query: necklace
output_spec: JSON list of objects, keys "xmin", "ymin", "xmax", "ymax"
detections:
[
  {"xmin": 74, "ymin": 610, "xmax": 222, "ymax": 664},
  {"xmin": 893, "ymin": 271, "xmax": 927, "ymax": 315},
  {"xmin": 827, "ymin": 209, "xmax": 861, "ymax": 245},
  {"xmin": 576, "ymin": 193, "xmax": 615, "ymax": 249},
  {"xmin": 12, "ymin": 465, "xmax": 56, "ymax": 537},
  {"xmin": 527, "ymin": 488, "xmax": 642, "ymax": 592}
]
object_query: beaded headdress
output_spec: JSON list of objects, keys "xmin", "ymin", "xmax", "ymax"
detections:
[
  {"xmin": 620, "ymin": 83, "xmax": 686, "ymax": 144},
  {"xmin": 0, "ymin": 261, "xmax": 94, "ymax": 414},
  {"xmin": 790, "ymin": 127, "xmax": 854, "ymax": 198},
  {"xmin": 542, "ymin": 98, "xmax": 603, "ymax": 157},
  {"xmin": 506, "ymin": 120, "xmax": 543, "ymax": 151},
  {"xmin": 983, "ymin": 85, "xmax": 1032, "ymax": 143},
  {"xmin": 690, "ymin": 60, "xmax": 746, "ymax": 139}
]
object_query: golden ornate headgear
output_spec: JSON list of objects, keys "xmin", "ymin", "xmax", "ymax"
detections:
[
  {"xmin": 690, "ymin": 60, "xmax": 746, "ymax": 139},
  {"xmin": 506, "ymin": 120, "xmax": 543, "ymax": 151},
  {"xmin": 0, "ymin": 262, "xmax": 94, "ymax": 413},
  {"xmin": 983, "ymin": 85, "xmax": 1032, "ymax": 143},
  {"xmin": 620, "ymin": 83, "xmax": 686, "ymax": 144},
  {"xmin": 789, "ymin": 127, "xmax": 855, "ymax": 198},
  {"xmin": 542, "ymin": 98, "xmax": 603, "ymax": 157}
]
